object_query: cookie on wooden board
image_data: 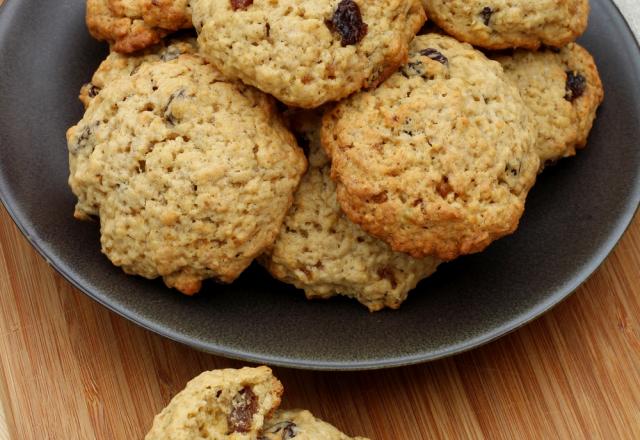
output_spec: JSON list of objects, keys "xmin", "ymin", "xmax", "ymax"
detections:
[
  {"xmin": 260, "ymin": 409, "xmax": 370, "ymax": 440},
  {"xmin": 145, "ymin": 367, "xmax": 284, "ymax": 440}
]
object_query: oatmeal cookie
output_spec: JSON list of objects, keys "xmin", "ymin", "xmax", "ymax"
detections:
[
  {"xmin": 191, "ymin": 0, "xmax": 426, "ymax": 108},
  {"xmin": 67, "ymin": 54, "xmax": 306, "ymax": 293},
  {"xmin": 323, "ymin": 34, "xmax": 539, "ymax": 260},
  {"xmin": 262, "ymin": 110, "xmax": 440, "ymax": 311},
  {"xmin": 146, "ymin": 367, "xmax": 284, "ymax": 440},
  {"xmin": 495, "ymin": 43, "xmax": 604, "ymax": 166},
  {"xmin": 422, "ymin": 0, "xmax": 589, "ymax": 50},
  {"xmin": 86, "ymin": 0, "xmax": 192, "ymax": 53},
  {"xmin": 261, "ymin": 409, "xmax": 369, "ymax": 440}
]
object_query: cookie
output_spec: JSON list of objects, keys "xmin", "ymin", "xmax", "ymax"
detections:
[
  {"xmin": 145, "ymin": 367, "xmax": 284, "ymax": 440},
  {"xmin": 67, "ymin": 54, "xmax": 307, "ymax": 294},
  {"xmin": 422, "ymin": 0, "xmax": 589, "ymax": 50},
  {"xmin": 261, "ymin": 110, "xmax": 440, "ymax": 311},
  {"xmin": 322, "ymin": 34, "xmax": 539, "ymax": 260},
  {"xmin": 191, "ymin": 0, "xmax": 426, "ymax": 108},
  {"xmin": 261, "ymin": 409, "xmax": 369, "ymax": 440},
  {"xmin": 86, "ymin": 0, "xmax": 192, "ymax": 53},
  {"xmin": 495, "ymin": 44, "xmax": 604, "ymax": 166},
  {"xmin": 79, "ymin": 36, "xmax": 197, "ymax": 108}
]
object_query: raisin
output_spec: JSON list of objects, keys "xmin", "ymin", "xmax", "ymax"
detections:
[
  {"xmin": 480, "ymin": 7, "xmax": 493, "ymax": 26},
  {"xmin": 266, "ymin": 421, "xmax": 298, "ymax": 439},
  {"xmin": 230, "ymin": 0, "xmax": 253, "ymax": 11},
  {"xmin": 377, "ymin": 267, "xmax": 398, "ymax": 289},
  {"xmin": 436, "ymin": 177, "xmax": 453, "ymax": 198},
  {"xmin": 565, "ymin": 71, "xmax": 586, "ymax": 102},
  {"xmin": 419, "ymin": 48, "xmax": 448, "ymax": 66},
  {"xmin": 86, "ymin": 83, "xmax": 100, "ymax": 98},
  {"xmin": 371, "ymin": 192, "xmax": 388, "ymax": 203},
  {"xmin": 227, "ymin": 387, "xmax": 258, "ymax": 433},
  {"xmin": 70, "ymin": 122, "xmax": 100, "ymax": 154},
  {"xmin": 326, "ymin": 0, "xmax": 368, "ymax": 46}
]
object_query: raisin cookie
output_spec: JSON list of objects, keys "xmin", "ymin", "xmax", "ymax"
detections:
[
  {"xmin": 322, "ymin": 34, "xmax": 539, "ymax": 260},
  {"xmin": 191, "ymin": 0, "xmax": 426, "ymax": 108},
  {"xmin": 79, "ymin": 36, "xmax": 197, "ymax": 108},
  {"xmin": 261, "ymin": 409, "xmax": 369, "ymax": 440},
  {"xmin": 146, "ymin": 367, "xmax": 284, "ymax": 440},
  {"xmin": 422, "ymin": 0, "xmax": 589, "ymax": 50},
  {"xmin": 262, "ymin": 110, "xmax": 440, "ymax": 311},
  {"xmin": 86, "ymin": 0, "xmax": 192, "ymax": 53},
  {"xmin": 495, "ymin": 44, "xmax": 604, "ymax": 166},
  {"xmin": 67, "ymin": 54, "xmax": 307, "ymax": 294}
]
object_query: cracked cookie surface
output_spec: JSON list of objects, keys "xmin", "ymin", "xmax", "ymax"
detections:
[
  {"xmin": 191, "ymin": 0, "xmax": 426, "ymax": 108},
  {"xmin": 67, "ymin": 54, "xmax": 306, "ymax": 293},
  {"xmin": 422, "ymin": 0, "xmax": 589, "ymax": 50},
  {"xmin": 323, "ymin": 34, "xmax": 539, "ymax": 260}
]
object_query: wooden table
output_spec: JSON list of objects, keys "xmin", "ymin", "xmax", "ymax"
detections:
[{"xmin": 1, "ymin": 1, "xmax": 640, "ymax": 438}]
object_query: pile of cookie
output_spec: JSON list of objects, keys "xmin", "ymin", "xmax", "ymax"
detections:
[
  {"xmin": 145, "ymin": 366, "xmax": 369, "ymax": 439},
  {"xmin": 68, "ymin": 0, "xmax": 603, "ymax": 312}
]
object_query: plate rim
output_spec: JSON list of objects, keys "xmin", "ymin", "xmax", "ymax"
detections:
[{"xmin": 1, "ymin": 0, "xmax": 639, "ymax": 371}]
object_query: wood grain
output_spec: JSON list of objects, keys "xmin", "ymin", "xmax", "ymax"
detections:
[
  {"xmin": 1, "ymin": 1, "xmax": 639, "ymax": 439},
  {"xmin": 1, "ymin": 204, "xmax": 639, "ymax": 440}
]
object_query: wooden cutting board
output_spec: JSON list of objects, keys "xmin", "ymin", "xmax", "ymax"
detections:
[{"xmin": 1, "ymin": 1, "xmax": 640, "ymax": 439}]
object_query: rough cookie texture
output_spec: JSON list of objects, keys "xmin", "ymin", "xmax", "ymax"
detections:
[
  {"xmin": 260, "ymin": 409, "xmax": 369, "ymax": 440},
  {"xmin": 145, "ymin": 367, "xmax": 284, "ymax": 440},
  {"xmin": 191, "ymin": 0, "xmax": 426, "ymax": 108},
  {"xmin": 495, "ymin": 43, "xmax": 604, "ymax": 166},
  {"xmin": 86, "ymin": 0, "xmax": 192, "ymax": 53},
  {"xmin": 67, "ymin": 54, "xmax": 307, "ymax": 293},
  {"xmin": 262, "ymin": 110, "xmax": 440, "ymax": 311},
  {"xmin": 80, "ymin": 36, "xmax": 197, "ymax": 108},
  {"xmin": 323, "ymin": 34, "xmax": 539, "ymax": 260},
  {"xmin": 422, "ymin": 0, "xmax": 589, "ymax": 50}
]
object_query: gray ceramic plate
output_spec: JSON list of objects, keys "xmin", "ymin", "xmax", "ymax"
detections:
[{"xmin": 1, "ymin": 0, "xmax": 639, "ymax": 371}]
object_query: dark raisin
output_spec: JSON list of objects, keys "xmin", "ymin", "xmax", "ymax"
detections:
[
  {"xmin": 480, "ymin": 7, "xmax": 493, "ymax": 26},
  {"xmin": 377, "ymin": 267, "xmax": 398, "ymax": 289},
  {"xmin": 230, "ymin": 0, "xmax": 253, "ymax": 10},
  {"xmin": 227, "ymin": 387, "xmax": 258, "ymax": 433},
  {"xmin": 436, "ymin": 177, "xmax": 453, "ymax": 198},
  {"xmin": 86, "ymin": 83, "xmax": 100, "ymax": 98},
  {"xmin": 70, "ymin": 121, "xmax": 100, "ymax": 154},
  {"xmin": 402, "ymin": 60, "xmax": 424, "ymax": 78},
  {"xmin": 371, "ymin": 192, "xmax": 388, "ymax": 203},
  {"xmin": 565, "ymin": 71, "xmax": 587, "ymax": 102},
  {"xmin": 266, "ymin": 421, "xmax": 298, "ymax": 439},
  {"xmin": 326, "ymin": 0, "xmax": 368, "ymax": 46},
  {"xmin": 419, "ymin": 48, "xmax": 448, "ymax": 66}
]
